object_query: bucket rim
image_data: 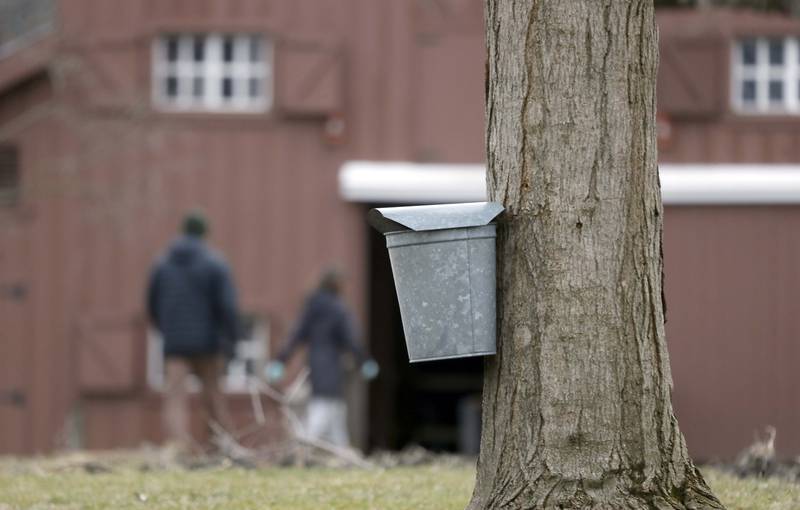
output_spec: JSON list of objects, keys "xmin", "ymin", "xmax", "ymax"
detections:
[{"xmin": 408, "ymin": 350, "xmax": 496, "ymax": 363}]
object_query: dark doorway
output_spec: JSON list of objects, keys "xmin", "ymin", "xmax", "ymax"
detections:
[{"xmin": 366, "ymin": 217, "xmax": 483, "ymax": 453}]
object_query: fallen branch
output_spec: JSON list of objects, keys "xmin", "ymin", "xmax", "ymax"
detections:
[{"xmin": 249, "ymin": 377, "xmax": 377, "ymax": 470}]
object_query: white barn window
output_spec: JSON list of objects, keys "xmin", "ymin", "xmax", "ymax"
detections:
[
  {"xmin": 732, "ymin": 37, "xmax": 800, "ymax": 114},
  {"xmin": 152, "ymin": 33, "xmax": 272, "ymax": 113}
]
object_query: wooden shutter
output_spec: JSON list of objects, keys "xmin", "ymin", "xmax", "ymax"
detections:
[
  {"xmin": 274, "ymin": 37, "xmax": 344, "ymax": 117},
  {"xmin": 657, "ymin": 38, "xmax": 727, "ymax": 118},
  {"xmin": 0, "ymin": 144, "xmax": 19, "ymax": 205}
]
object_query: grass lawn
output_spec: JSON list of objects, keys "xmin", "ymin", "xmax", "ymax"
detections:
[
  {"xmin": 1, "ymin": 459, "xmax": 799, "ymax": 509},
  {"xmin": 0, "ymin": 465, "xmax": 473, "ymax": 510}
]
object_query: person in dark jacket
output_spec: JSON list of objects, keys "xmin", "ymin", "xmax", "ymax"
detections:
[
  {"xmin": 266, "ymin": 269, "xmax": 378, "ymax": 447},
  {"xmin": 147, "ymin": 211, "xmax": 239, "ymax": 451}
]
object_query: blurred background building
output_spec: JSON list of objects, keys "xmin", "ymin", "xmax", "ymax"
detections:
[{"xmin": 2, "ymin": 0, "xmax": 800, "ymax": 461}]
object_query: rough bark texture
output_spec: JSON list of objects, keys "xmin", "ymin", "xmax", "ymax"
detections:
[{"xmin": 468, "ymin": 2, "xmax": 725, "ymax": 509}]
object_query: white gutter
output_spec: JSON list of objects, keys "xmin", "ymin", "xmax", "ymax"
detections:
[{"xmin": 339, "ymin": 161, "xmax": 800, "ymax": 205}]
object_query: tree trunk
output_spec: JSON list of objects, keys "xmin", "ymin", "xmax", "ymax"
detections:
[{"xmin": 468, "ymin": 2, "xmax": 725, "ymax": 509}]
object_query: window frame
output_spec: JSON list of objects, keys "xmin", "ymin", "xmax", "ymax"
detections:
[
  {"xmin": 151, "ymin": 32, "xmax": 273, "ymax": 114},
  {"xmin": 731, "ymin": 36, "xmax": 800, "ymax": 115}
]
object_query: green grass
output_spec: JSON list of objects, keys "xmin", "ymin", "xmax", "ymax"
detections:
[
  {"xmin": 704, "ymin": 469, "xmax": 800, "ymax": 510},
  {"xmin": 0, "ymin": 464, "xmax": 474, "ymax": 510},
  {"xmin": 1, "ymin": 459, "xmax": 799, "ymax": 509}
]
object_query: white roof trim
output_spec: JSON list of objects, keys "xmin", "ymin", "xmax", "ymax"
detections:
[
  {"xmin": 339, "ymin": 161, "xmax": 486, "ymax": 204},
  {"xmin": 661, "ymin": 165, "xmax": 800, "ymax": 204},
  {"xmin": 339, "ymin": 161, "xmax": 800, "ymax": 205}
]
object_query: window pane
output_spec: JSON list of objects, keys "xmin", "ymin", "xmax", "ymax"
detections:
[
  {"xmin": 249, "ymin": 35, "xmax": 261, "ymax": 62},
  {"xmin": 193, "ymin": 77, "xmax": 204, "ymax": 98},
  {"xmin": 769, "ymin": 39, "xmax": 784, "ymax": 65},
  {"xmin": 166, "ymin": 76, "xmax": 178, "ymax": 98},
  {"xmin": 222, "ymin": 77, "xmax": 233, "ymax": 99},
  {"xmin": 249, "ymin": 77, "xmax": 261, "ymax": 98},
  {"xmin": 166, "ymin": 36, "xmax": 179, "ymax": 62},
  {"xmin": 742, "ymin": 80, "xmax": 757, "ymax": 103},
  {"xmin": 769, "ymin": 80, "xmax": 783, "ymax": 102},
  {"xmin": 223, "ymin": 36, "xmax": 234, "ymax": 63},
  {"xmin": 193, "ymin": 35, "xmax": 205, "ymax": 62},
  {"xmin": 741, "ymin": 39, "xmax": 757, "ymax": 65}
]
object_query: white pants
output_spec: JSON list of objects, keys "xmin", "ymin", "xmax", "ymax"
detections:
[{"xmin": 305, "ymin": 397, "xmax": 349, "ymax": 447}]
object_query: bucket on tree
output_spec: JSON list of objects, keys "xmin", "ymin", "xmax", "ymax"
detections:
[{"xmin": 367, "ymin": 202, "xmax": 504, "ymax": 362}]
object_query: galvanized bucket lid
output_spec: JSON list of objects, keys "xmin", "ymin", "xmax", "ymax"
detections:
[{"xmin": 367, "ymin": 201, "xmax": 504, "ymax": 234}]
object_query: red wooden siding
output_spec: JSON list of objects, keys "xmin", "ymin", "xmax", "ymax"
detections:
[{"xmin": 665, "ymin": 206, "xmax": 800, "ymax": 460}]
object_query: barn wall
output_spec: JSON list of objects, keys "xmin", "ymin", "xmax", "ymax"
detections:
[
  {"xmin": 0, "ymin": 0, "xmax": 368, "ymax": 453},
  {"xmin": 664, "ymin": 206, "xmax": 800, "ymax": 460},
  {"xmin": 0, "ymin": 0, "xmax": 492, "ymax": 453}
]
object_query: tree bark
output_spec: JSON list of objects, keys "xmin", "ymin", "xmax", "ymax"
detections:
[{"xmin": 468, "ymin": 2, "xmax": 725, "ymax": 509}]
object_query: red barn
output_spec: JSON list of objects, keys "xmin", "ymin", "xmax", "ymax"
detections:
[{"xmin": 1, "ymin": 1, "xmax": 800, "ymax": 461}]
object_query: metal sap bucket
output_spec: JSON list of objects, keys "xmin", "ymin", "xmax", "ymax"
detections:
[{"xmin": 368, "ymin": 202, "xmax": 503, "ymax": 362}]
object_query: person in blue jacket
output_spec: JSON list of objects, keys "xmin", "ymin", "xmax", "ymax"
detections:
[
  {"xmin": 147, "ymin": 211, "xmax": 239, "ymax": 451},
  {"xmin": 266, "ymin": 269, "xmax": 378, "ymax": 448}
]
